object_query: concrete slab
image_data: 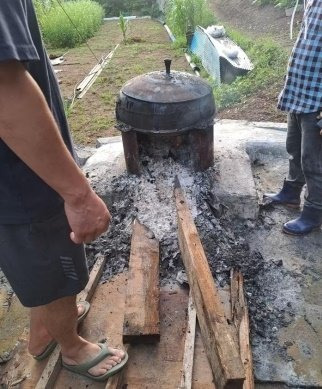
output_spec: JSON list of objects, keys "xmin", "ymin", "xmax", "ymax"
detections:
[
  {"xmin": 244, "ymin": 136, "xmax": 321, "ymax": 387},
  {"xmin": 83, "ymin": 141, "xmax": 126, "ymax": 204},
  {"xmin": 213, "ymin": 120, "xmax": 321, "ymax": 387},
  {"xmin": 74, "ymin": 145, "xmax": 96, "ymax": 167},
  {"xmin": 96, "ymin": 135, "xmax": 122, "ymax": 148},
  {"xmin": 84, "ymin": 120, "xmax": 287, "ymax": 222},
  {"xmin": 213, "ymin": 119, "xmax": 287, "ymax": 221}
]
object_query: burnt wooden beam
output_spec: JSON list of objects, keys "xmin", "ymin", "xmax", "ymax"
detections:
[
  {"xmin": 189, "ymin": 127, "xmax": 214, "ymax": 171},
  {"xmin": 231, "ymin": 270, "xmax": 254, "ymax": 389},
  {"xmin": 175, "ymin": 179, "xmax": 245, "ymax": 389},
  {"xmin": 35, "ymin": 255, "xmax": 107, "ymax": 389},
  {"xmin": 121, "ymin": 131, "xmax": 140, "ymax": 175},
  {"xmin": 123, "ymin": 219, "xmax": 160, "ymax": 343}
]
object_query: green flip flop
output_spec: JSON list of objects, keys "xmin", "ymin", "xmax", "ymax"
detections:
[
  {"xmin": 33, "ymin": 301, "xmax": 91, "ymax": 361},
  {"xmin": 62, "ymin": 343, "xmax": 129, "ymax": 382}
]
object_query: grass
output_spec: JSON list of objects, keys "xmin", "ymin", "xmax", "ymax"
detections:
[
  {"xmin": 35, "ymin": 0, "xmax": 104, "ymax": 48},
  {"xmin": 213, "ymin": 30, "xmax": 288, "ymax": 109},
  {"xmin": 188, "ymin": 28, "xmax": 288, "ymax": 111},
  {"xmin": 166, "ymin": 0, "xmax": 216, "ymax": 46}
]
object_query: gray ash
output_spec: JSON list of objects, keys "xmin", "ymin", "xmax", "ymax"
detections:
[{"xmin": 85, "ymin": 157, "xmax": 297, "ymax": 352}]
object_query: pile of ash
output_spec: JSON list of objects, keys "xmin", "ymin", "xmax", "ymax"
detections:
[{"xmin": 85, "ymin": 156, "xmax": 297, "ymax": 351}]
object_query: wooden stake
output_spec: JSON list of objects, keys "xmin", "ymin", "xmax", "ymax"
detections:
[
  {"xmin": 175, "ymin": 179, "xmax": 245, "ymax": 389},
  {"xmin": 121, "ymin": 131, "xmax": 140, "ymax": 175},
  {"xmin": 178, "ymin": 291, "xmax": 197, "ymax": 389},
  {"xmin": 123, "ymin": 219, "xmax": 160, "ymax": 343},
  {"xmin": 230, "ymin": 270, "xmax": 254, "ymax": 389},
  {"xmin": 35, "ymin": 254, "xmax": 106, "ymax": 389}
]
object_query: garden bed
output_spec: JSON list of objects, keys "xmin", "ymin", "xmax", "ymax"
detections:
[
  {"xmin": 50, "ymin": 14, "xmax": 296, "ymax": 145},
  {"xmin": 56, "ymin": 19, "xmax": 191, "ymax": 145}
]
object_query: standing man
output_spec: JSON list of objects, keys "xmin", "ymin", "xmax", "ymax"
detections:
[
  {"xmin": 0, "ymin": 0, "xmax": 127, "ymax": 382},
  {"xmin": 265, "ymin": 0, "xmax": 322, "ymax": 235}
]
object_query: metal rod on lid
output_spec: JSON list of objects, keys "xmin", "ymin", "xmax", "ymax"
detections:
[{"xmin": 164, "ymin": 58, "xmax": 172, "ymax": 76}]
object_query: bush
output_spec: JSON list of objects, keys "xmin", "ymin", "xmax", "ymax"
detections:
[
  {"xmin": 94, "ymin": 0, "xmax": 159, "ymax": 17},
  {"xmin": 166, "ymin": 0, "xmax": 215, "ymax": 42},
  {"xmin": 212, "ymin": 30, "xmax": 288, "ymax": 109},
  {"xmin": 36, "ymin": 0, "xmax": 104, "ymax": 48}
]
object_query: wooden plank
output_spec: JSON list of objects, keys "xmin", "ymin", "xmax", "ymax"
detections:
[
  {"xmin": 178, "ymin": 291, "xmax": 197, "ymax": 389},
  {"xmin": 230, "ymin": 270, "xmax": 254, "ymax": 389},
  {"xmin": 123, "ymin": 219, "xmax": 160, "ymax": 343},
  {"xmin": 35, "ymin": 254, "xmax": 106, "ymax": 389},
  {"xmin": 105, "ymin": 344, "xmax": 130, "ymax": 389},
  {"xmin": 175, "ymin": 179, "xmax": 245, "ymax": 389}
]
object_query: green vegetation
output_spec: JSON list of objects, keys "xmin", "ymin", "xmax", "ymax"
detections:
[
  {"xmin": 211, "ymin": 30, "xmax": 288, "ymax": 109},
  {"xmin": 118, "ymin": 13, "xmax": 128, "ymax": 42},
  {"xmin": 166, "ymin": 0, "xmax": 215, "ymax": 45},
  {"xmin": 252, "ymin": 0, "xmax": 298, "ymax": 8},
  {"xmin": 94, "ymin": 0, "xmax": 161, "ymax": 17},
  {"xmin": 34, "ymin": 0, "xmax": 104, "ymax": 48}
]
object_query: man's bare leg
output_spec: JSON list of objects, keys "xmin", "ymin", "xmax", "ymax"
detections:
[
  {"xmin": 29, "ymin": 295, "xmax": 125, "ymax": 376},
  {"xmin": 29, "ymin": 303, "xmax": 86, "ymax": 357}
]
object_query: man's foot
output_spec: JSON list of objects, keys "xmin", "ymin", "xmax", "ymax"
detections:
[
  {"xmin": 62, "ymin": 340, "xmax": 126, "ymax": 378},
  {"xmin": 263, "ymin": 179, "xmax": 303, "ymax": 208},
  {"xmin": 283, "ymin": 206, "xmax": 322, "ymax": 235},
  {"xmin": 29, "ymin": 303, "xmax": 87, "ymax": 357}
]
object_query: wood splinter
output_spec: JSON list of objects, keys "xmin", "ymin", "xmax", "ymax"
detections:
[
  {"xmin": 178, "ymin": 291, "xmax": 197, "ymax": 389},
  {"xmin": 230, "ymin": 269, "xmax": 254, "ymax": 389}
]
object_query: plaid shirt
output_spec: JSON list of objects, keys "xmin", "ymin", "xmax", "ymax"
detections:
[{"xmin": 278, "ymin": 0, "xmax": 322, "ymax": 113}]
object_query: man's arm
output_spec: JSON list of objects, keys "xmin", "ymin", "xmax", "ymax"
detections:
[{"xmin": 0, "ymin": 60, "xmax": 110, "ymax": 243}]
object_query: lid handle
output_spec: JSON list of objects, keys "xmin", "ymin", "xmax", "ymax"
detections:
[{"xmin": 164, "ymin": 58, "xmax": 172, "ymax": 76}]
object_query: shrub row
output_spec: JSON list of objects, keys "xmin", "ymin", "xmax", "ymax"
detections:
[
  {"xmin": 34, "ymin": 0, "xmax": 104, "ymax": 48},
  {"xmin": 94, "ymin": 0, "xmax": 161, "ymax": 17},
  {"xmin": 166, "ymin": 0, "xmax": 215, "ymax": 43}
]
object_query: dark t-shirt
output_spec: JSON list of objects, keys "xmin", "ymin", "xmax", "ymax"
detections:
[{"xmin": 0, "ymin": 0, "xmax": 75, "ymax": 224}]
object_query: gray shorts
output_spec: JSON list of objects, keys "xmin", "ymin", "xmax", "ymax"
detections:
[{"xmin": 0, "ymin": 210, "xmax": 89, "ymax": 307}]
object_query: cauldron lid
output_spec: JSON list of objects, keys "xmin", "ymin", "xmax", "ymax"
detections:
[{"xmin": 121, "ymin": 60, "xmax": 212, "ymax": 104}]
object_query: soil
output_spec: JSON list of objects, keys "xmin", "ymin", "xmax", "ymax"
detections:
[
  {"xmin": 217, "ymin": 82, "xmax": 287, "ymax": 122},
  {"xmin": 209, "ymin": 0, "xmax": 303, "ymax": 122},
  {"xmin": 59, "ymin": 19, "xmax": 192, "ymax": 145},
  {"xmin": 49, "ymin": 21, "xmax": 122, "ymax": 100},
  {"xmin": 209, "ymin": 0, "xmax": 303, "ymax": 48}
]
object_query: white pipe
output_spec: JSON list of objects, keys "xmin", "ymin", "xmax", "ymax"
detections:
[
  {"xmin": 164, "ymin": 24, "xmax": 176, "ymax": 42},
  {"xmin": 104, "ymin": 16, "xmax": 151, "ymax": 21},
  {"xmin": 185, "ymin": 53, "xmax": 200, "ymax": 77}
]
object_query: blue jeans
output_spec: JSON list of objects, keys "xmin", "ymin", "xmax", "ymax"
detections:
[{"xmin": 286, "ymin": 111, "xmax": 322, "ymax": 210}]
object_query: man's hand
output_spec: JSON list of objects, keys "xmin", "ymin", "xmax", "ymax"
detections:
[
  {"xmin": 64, "ymin": 189, "xmax": 111, "ymax": 244},
  {"xmin": 0, "ymin": 60, "xmax": 110, "ymax": 244}
]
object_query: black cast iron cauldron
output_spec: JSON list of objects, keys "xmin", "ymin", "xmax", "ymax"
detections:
[{"xmin": 115, "ymin": 59, "xmax": 216, "ymax": 174}]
